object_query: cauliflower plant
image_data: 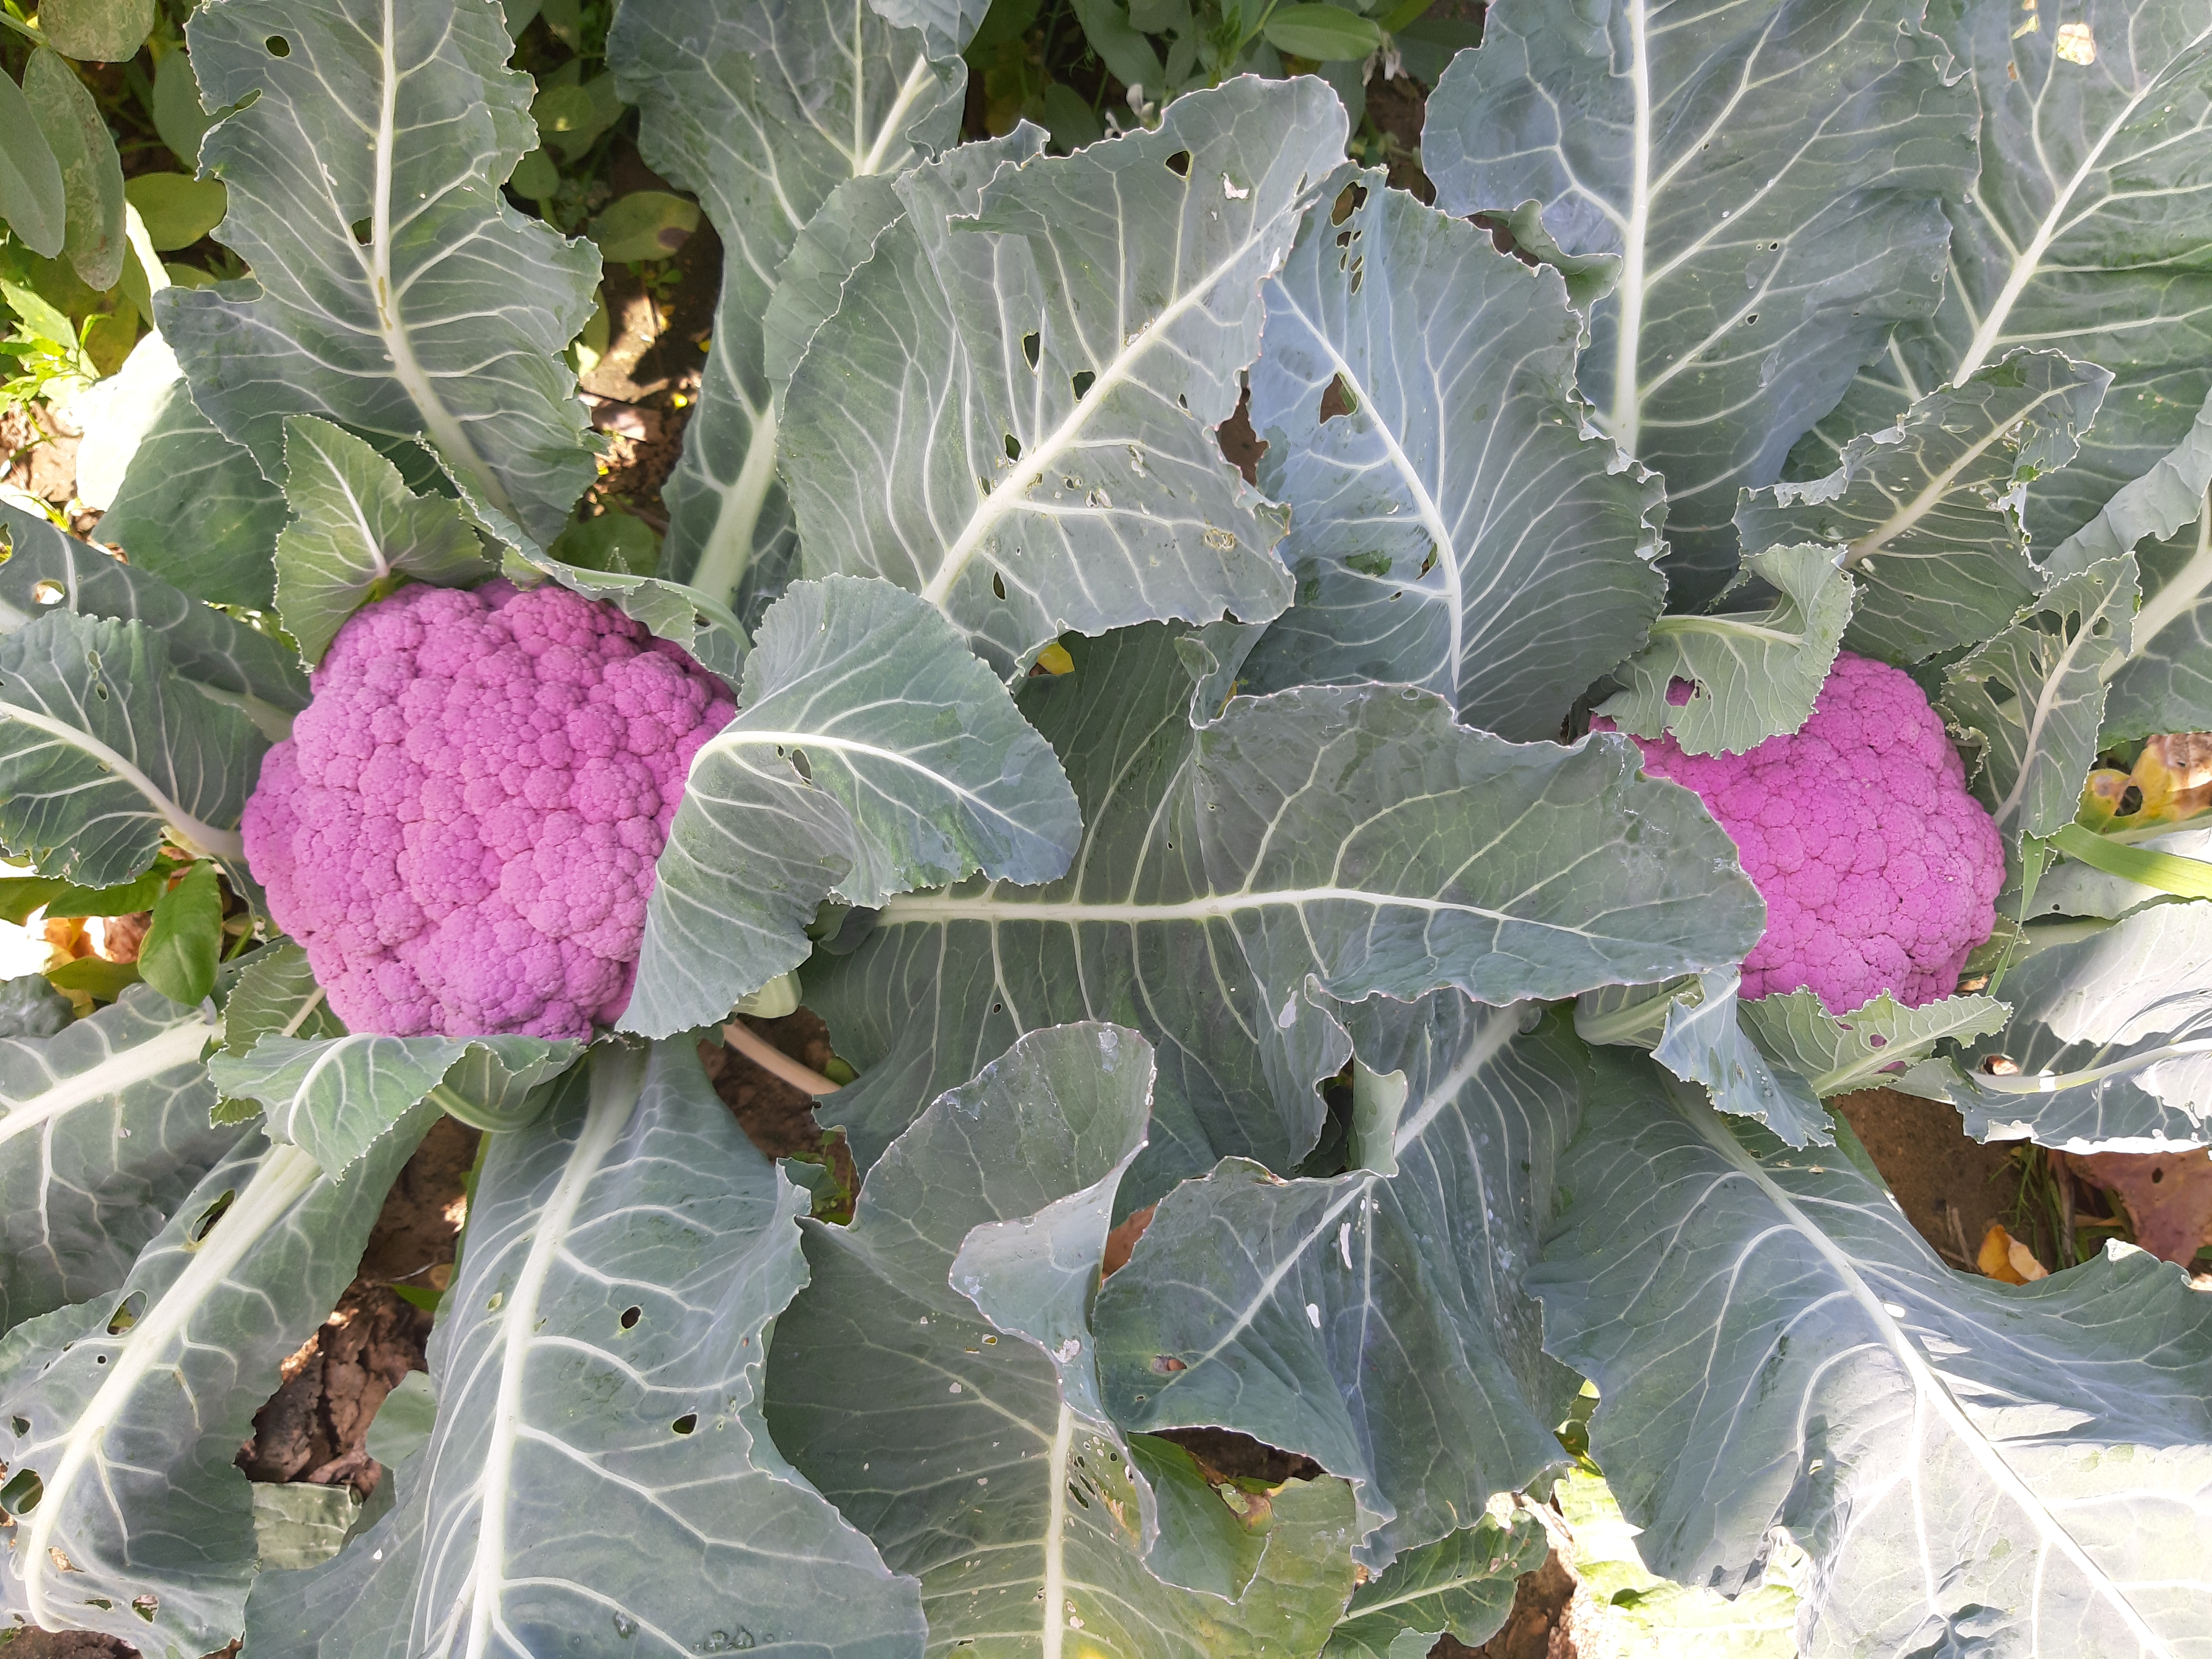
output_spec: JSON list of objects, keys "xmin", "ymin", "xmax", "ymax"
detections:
[
  {"xmin": 1602, "ymin": 652, "xmax": 2005, "ymax": 1011},
  {"xmin": 244, "ymin": 581, "xmax": 735, "ymax": 1039}
]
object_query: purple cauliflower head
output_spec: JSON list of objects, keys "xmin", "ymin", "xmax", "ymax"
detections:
[
  {"xmin": 244, "ymin": 580, "xmax": 736, "ymax": 1039},
  {"xmin": 1597, "ymin": 651, "xmax": 2004, "ymax": 1012}
]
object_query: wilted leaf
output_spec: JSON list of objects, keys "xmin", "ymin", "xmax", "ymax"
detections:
[
  {"xmin": 1907, "ymin": 900, "xmax": 2212, "ymax": 1151},
  {"xmin": 1596, "ymin": 544, "xmax": 1854, "ymax": 756},
  {"xmin": 1943, "ymin": 557, "xmax": 2139, "ymax": 842},
  {"xmin": 2059, "ymin": 1147, "xmax": 2212, "ymax": 1265},
  {"xmin": 1737, "ymin": 351, "xmax": 2109, "ymax": 663},
  {"xmin": 1805, "ymin": 0, "xmax": 2212, "ymax": 555}
]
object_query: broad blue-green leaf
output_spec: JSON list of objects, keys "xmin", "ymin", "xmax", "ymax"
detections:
[
  {"xmin": 1739, "ymin": 986, "xmax": 2010, "ymax": 1098},
  {"xmin": 95, "ymin": 382, "xmax": 289, "ymax": 612},
  {"xmin": 1238, "ymin": 167, "xmax": 1665, "ymax": 742},
  {"xmin": 765, "ymin": 1022, "xmax": 1362, "ymax": 1655},
  {"xmin": 0, "ymin": 610, "xmax": 265, "ymax": 887},
  {"xmin": 251, "ymin": 1483, "xmax": 361, "ymax": 1573},
  {"xmin": 1096, "ymin": 1001, "xmax": 1583, "ymax": 1566},
  {"xmin": 22, "ymin": 47, "xmax": 127, "ymax": 292},
  {"xmin": 1319, "ymin": 1509, "xmax": 1550, "ymax": 1659},
  {"xmin": 274, "ymin": 416, "xmax": 492, "ymax": 666},
  {"xmin": 1905, "ymin": 900, "xmax": 2212, "ymax": 1151},
  {"xmin": 1805, "ymin": 0, "xmax": 2212, "ymax": 555},
  {"xmin": 1422, "ymin": 0, "xmax": 1978, "ymax": 606},
  {"xmin": 0, "ymin": 497, "xmax": 309, "ymax": 721},
  {"xmin": 162, "ymin": 0, "xmax": 602, "ymax": 545},
  {"xmin": 608, "ymin": 0, "xmax": 965, "ymax": 615},
  {"xmin": 1595, "ymin": 544, "xmax": 1854, "ymax": 756},
  {"xmin": 1738, "ymin": 351, "xmax": 2110, "ymax": 663},
  {"xmin": 1578, "ymin": 972, "xmax": 1834, "ymax": 1147},
  {"xmin": 209, "ymin": 1032, "xmax": 578, "ymax": 1176},
  {"xmin": 808, "ymin": 622, "xmax": 1764, "ymax": 1201},
  {"xmin": 758, "ymin": 171, "xmax": 908, "ymax": 402},
  {"xmin": 626, "ymin": 575, "xmax": 1079, "ymax": 1036},
  {"xmin": 2036, "ymin": 383, "xmax": 2212, "ymax": 742},
  {"xmin": 1942, "ymin": 557, "xmax": 2139, "ymax": 841},
  {"xmin": 1534, "ymin": 1051, "xmax": 2212, "ymax": 1654},
  {"xmin": 241, "ymin": 1042, "xmax": 925, "ymax": 1659},
  {"xmin": 0, "ymin": 70, "xmax": 67, "ymax": 260},
  {"xmin": 868, "ymin": 0, "xmax": 990, "ymax": 52},
  {"xmin": 783, "ymin": 77, "xmax": 1346, "ymax": 673},
  {"xmin": 218, "ymin": 938, "xmax": 343, "ymax": 1059},
  {"xmin": 0, "ymin": 1121, "xmax": 424, "ymax": 1652},
  {"xmin": 0, "ymin": 985, "xmax": 235, "ymax": 1334},
  {"xmin": 2100, "ymin": 505, "xmax": 2212, "ymax": 742}
]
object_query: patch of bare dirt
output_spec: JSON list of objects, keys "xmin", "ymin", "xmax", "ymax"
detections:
[
  {"xmin": 1834, "ymin": 1087, "xmax": 2021, "ymax": 1270},
  {"xmin": 236, "ymin": 1115, "xmax": 479, "ymax": 1497}
]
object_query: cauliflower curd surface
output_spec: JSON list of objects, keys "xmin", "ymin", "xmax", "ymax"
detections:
[
  {"xmin": 1605, "ymin": 651, "xmax": 2005, "ymax": 1012},
  {"xmin": 244, "ymin": 580, "xmax": 736, "ymax": 1039}
]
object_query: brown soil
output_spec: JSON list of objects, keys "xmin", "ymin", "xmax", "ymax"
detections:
[{"xmin": 1833, "ymin": 1088, "xmax": 2022, "ymax": 1270}]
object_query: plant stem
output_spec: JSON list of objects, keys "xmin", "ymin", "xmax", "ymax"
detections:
[{"xmin": 723, "ymin": 1019, "xmax": 842, "ymax": 1096}]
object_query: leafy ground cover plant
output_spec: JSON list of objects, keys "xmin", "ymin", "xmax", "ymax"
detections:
[{"xmin": 0, "ymin": 0, "xmax": 2210, "ymax": 1654}]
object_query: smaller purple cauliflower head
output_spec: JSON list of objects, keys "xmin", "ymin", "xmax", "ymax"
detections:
[
  {"xmin": 245, "ymin": 581, "xmax": 736, "ymax": 1039},
  {"xmin": 1597, "ymin": 651, "xmax": 2004, "ymax": 1011}
]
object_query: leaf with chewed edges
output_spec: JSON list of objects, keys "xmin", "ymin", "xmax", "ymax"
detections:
[
  {"xmin": 241, "ymin": 1041, "xmax": 925, "ymax": 1659},
  {"xmin": 1737, "ymin": 351, "xmax": 2110, "ymax": 663},
  {"xmin": 161, "ymin": 0, "xmax": 601, "ymax": 544},
  {"xmin": 1904, "ymin": 900, "xmax": 2212, "ymax": 1152},
  {"xmin": 0, "ymin": 1120, "xmax": 426, "ymax": 1652},
  {"xmin": 765, "ymin": 1022, "xmax": 1362, "ymax": 1655},
  {"xmin": 782, "ymin": 77, "xmax": 1347, "ymax": 673},
  {"xmin": 1596, "ymin": 544, "xmax": 1854, "ymax": 756}
]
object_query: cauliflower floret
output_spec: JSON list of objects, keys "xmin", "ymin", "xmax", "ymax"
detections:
[
  {"xmin": 244, "ymin": 581, "xmax": 736, "ymax": 1038},
  {"xmin": 1598, "ymin": 651, "xmax": 2005, "ymax": 1011}
]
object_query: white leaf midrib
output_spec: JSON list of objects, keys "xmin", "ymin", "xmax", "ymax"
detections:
[
  {"xmin": 0, "ymin": 696, "xmax": 245, "ymax": 864},
  {"xmin": 459, "ymin": 1044, "xmax": 643, "ymax": 1659},
  {"xmin": 1952, "ymin": 25, "xmax": 2212, "ymax": 384},
  {"xmin": 20, "ymin": 1143, "xmax": 323, "ymax": 1631},
  {"xmin": 1683, "ymin": 1104, "xmax": 2175, "ymax": 1654},
  {"xmin": 0, "ymin": 1015, "xmax": 216, "ymax": 1149}
]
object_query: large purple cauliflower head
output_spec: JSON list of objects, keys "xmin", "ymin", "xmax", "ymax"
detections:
[
  {"xmin": 1599, "ymin": 651, "xmax": 2005, "ymax": 1011},
  {"xmin": 245, "ymin": 581, "xmax": 736, "ymax": 1039}
]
